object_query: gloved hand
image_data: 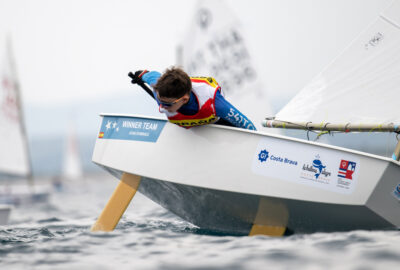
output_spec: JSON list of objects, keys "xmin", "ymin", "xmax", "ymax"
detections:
[{"xmin": 128, "ymin": 70, "xmax": 148, "ymax": 84}]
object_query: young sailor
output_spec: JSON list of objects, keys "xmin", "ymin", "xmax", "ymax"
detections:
[{"xmin": 131, "ymin": 67, "xmax": 256, "ymax": 130}]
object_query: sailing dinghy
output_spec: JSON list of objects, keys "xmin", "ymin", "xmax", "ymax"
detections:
[
  {"xmin": 0, "ymin": 37, "xmax": 49, "ymax": 223},
  {"xmin": 0, "ymin": 37, "xmax": 28, "ymax": 224},
  {"xmin": 91, "ymin": 1, "xmax": 400, "ymax": 235}
]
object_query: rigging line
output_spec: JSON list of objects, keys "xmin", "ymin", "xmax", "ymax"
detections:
[{"xmin": 314, "ymin": 131, "xmax": 329, "ymax": 142}]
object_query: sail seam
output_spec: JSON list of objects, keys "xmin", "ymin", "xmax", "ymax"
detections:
[{"xmin": 380, "ymin": 15, "xmax": 400, "ymax": 29}]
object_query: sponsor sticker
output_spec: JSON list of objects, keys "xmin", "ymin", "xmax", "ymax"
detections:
[
  {"xmin": 252, "ymin": 138, "xmax": 360, "ymax": 194},
  {"xmin": 98, "ymin": 116, "xmax": 166, "ymax": 143},
  {"xmin": 300, "ymin": 155, "xmax": 332, "ymax": 185},
  {"xmin": 257, "ymin": 149, "xmax": 298, "ymax": 165},
  {"xmin": 256, "ymin": 149, "xmax": 298, "ymax": 166},
  {"xmin": 336, "ymin": 160, "xmax": 357, "ymax": 190}
]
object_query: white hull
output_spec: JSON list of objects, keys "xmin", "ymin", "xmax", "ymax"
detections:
[{"xmin": 92, "ymin": 114, "xmax": 400, "ymax": 234}]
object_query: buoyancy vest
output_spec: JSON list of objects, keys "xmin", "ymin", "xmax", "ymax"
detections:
[{"xmin": 161, "ymin": 77, "xmax": 222, "ymax": 128}]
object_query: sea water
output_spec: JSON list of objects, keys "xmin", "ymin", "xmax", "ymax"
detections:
[{"xmin": 0, "ymin": 174, "xmax": 399, "ymax": 270}]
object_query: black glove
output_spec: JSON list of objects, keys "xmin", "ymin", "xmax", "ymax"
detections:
[
  {"xmin": 128, "ymin": 70, "xmax": 148, "ymax": 85},
  {"xmin": 127, "ymin": 70, "xmax": 156, "ymax": 100}
]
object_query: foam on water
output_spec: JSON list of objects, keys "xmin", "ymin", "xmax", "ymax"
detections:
[{"xmin": 0, "ymin": 175, "xmax": 399, "ymax": 270}]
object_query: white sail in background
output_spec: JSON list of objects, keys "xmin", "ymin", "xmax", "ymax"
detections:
[
  {"xmin": 0, "ymin": 38, "xmax": 30, "ymax": 176},
  {"xmin": 62, "ymin": 124, "xmax": 83, "ymax": 180},
  {"xmin": 181, "ymin": 0, "xmax": 274, "ymax": 130},
  {"xmin": 276, "ymin": 0, "xmax": 400, "ymax": 126}
]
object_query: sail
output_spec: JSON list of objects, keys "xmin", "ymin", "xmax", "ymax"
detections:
[
  {"xmin": 181, "ymin": 0, "xmax": 274, "ymax": 129},
  {"xmin": 275, "ymin": 0, "xmax": 400, "ymax": 126},
  {"xmin": 62, "ymin": 124, "xmax": 83, "ymax": 180},
  {"xmin": 0, "ymin": 38, "xmax": 30, "ymax": 176}
]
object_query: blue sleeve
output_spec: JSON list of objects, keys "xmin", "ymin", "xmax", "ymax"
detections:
[
  {"xmin": 142, "ymin": 71, "xmax": 161, "ymax": 99},
  {"xmin": 214, "ymin": 91, "xmax": 257, "ymax": 130},
  {"xmin": 142, "ymin": 71, "xmax": 161, "ymax": 86}
]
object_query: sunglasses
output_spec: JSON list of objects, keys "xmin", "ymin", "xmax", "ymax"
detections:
[{"xmin": 156, "ymin": 94, "xmax": 186, "ymax": 107}]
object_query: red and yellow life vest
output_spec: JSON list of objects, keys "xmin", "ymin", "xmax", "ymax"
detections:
[{"xmin": 162, "ymin": 77, "xmax": 222, "ymax": 128}]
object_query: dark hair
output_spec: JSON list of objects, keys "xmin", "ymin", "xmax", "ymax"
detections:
[{"xmin": 154, "ymin": 67, "xmax": 192, "ymax": 98}]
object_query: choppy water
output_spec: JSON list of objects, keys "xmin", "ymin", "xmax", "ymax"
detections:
[{"xmin": 1, "ymin": 174, "xmax": 399, "ymax": 270}]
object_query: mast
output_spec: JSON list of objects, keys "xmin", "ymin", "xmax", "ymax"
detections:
[{"xmin": 6, "ymin": 36, "xmax": 34, "ymax": 186}]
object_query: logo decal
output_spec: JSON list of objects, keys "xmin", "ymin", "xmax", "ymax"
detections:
[
  {"xmin": 312, "ymin": 158, "xmax": 326, "ymax": 179},
  {"xmin": 258, "ymin": 149, "xmax": 269, "ymax": 162},
  {"xmin": 256, "ymin": 149, "xmax": 297, "ymax": 166},
  {"xmin": 99, "ymin": 116, "xmax": 166, "ymax": 143},
  {"xmin": 302, "ymin": 155, "xmax": 331, "ymax": 180},
  {"xmin": 338, "ymin": 160, "xmax": 356, "ymax": 180}
]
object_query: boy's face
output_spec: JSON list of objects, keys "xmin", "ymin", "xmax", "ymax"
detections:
[{"xmin": 157, "ymin": 93, "xmax": 190, "ymax": 113}]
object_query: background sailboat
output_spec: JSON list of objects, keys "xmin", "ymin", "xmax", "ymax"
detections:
[
  {"xmin": 0, "ymin": 37, "xmax": 49, "ymax": 218},
  {"xmin": 0, "ymin": 36, "xmax": 30, "ymax": 224},
  {"xmin": 0, "ymin": 38, "xmax": 30, "ymax": 177},
  {"xmin": 62, "ymin": 122, "xmax": 83, "ymax": 181},
  {"xmin": 180, "ymin": 0, "xmax": 275, "ymax": 130}
]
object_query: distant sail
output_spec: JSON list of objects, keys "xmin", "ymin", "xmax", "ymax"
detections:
[
  {"xmin": 181, "ymin": 0, "xmax": 274, "ymax": 129},
  {"xmin": 276, "ymin": 0, "xmax": 400, "ymax": 126},
  {"xmin": 62, "ymin": 125, "xmax": 83, "ymax": 180},
  {"xmin": 0, "ymin": 38, "xmax": 30, "ymax": 176}
]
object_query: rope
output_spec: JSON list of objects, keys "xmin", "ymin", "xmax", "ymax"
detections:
[{"xmin": 315, "ymin": 131, "xmax": 329, "ymax": 141}]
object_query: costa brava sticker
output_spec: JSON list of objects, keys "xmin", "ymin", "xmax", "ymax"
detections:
[{"xmin": 252, "ymin": 138, "xmax": 360, "ymax": 194}]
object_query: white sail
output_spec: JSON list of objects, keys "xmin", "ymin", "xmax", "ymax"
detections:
[
  {"xmin": 62, "ymin": 124, "xmax": 83, "ymax": 180},
  {"xmin": 181, "ymin": 0, "xmax": 274, "ymax": 130},
  {"xmin": 275, "ymin": 0, "xmax": 400, "ymax": 126},
  {"xmin": 0, "ymin": 38, "xmax": 30, "ymax": 176}
]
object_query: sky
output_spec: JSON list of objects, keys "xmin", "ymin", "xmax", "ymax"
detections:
[{"xmin": 0, "ymin": 0, "xmax": 394, "ymax": 137}]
